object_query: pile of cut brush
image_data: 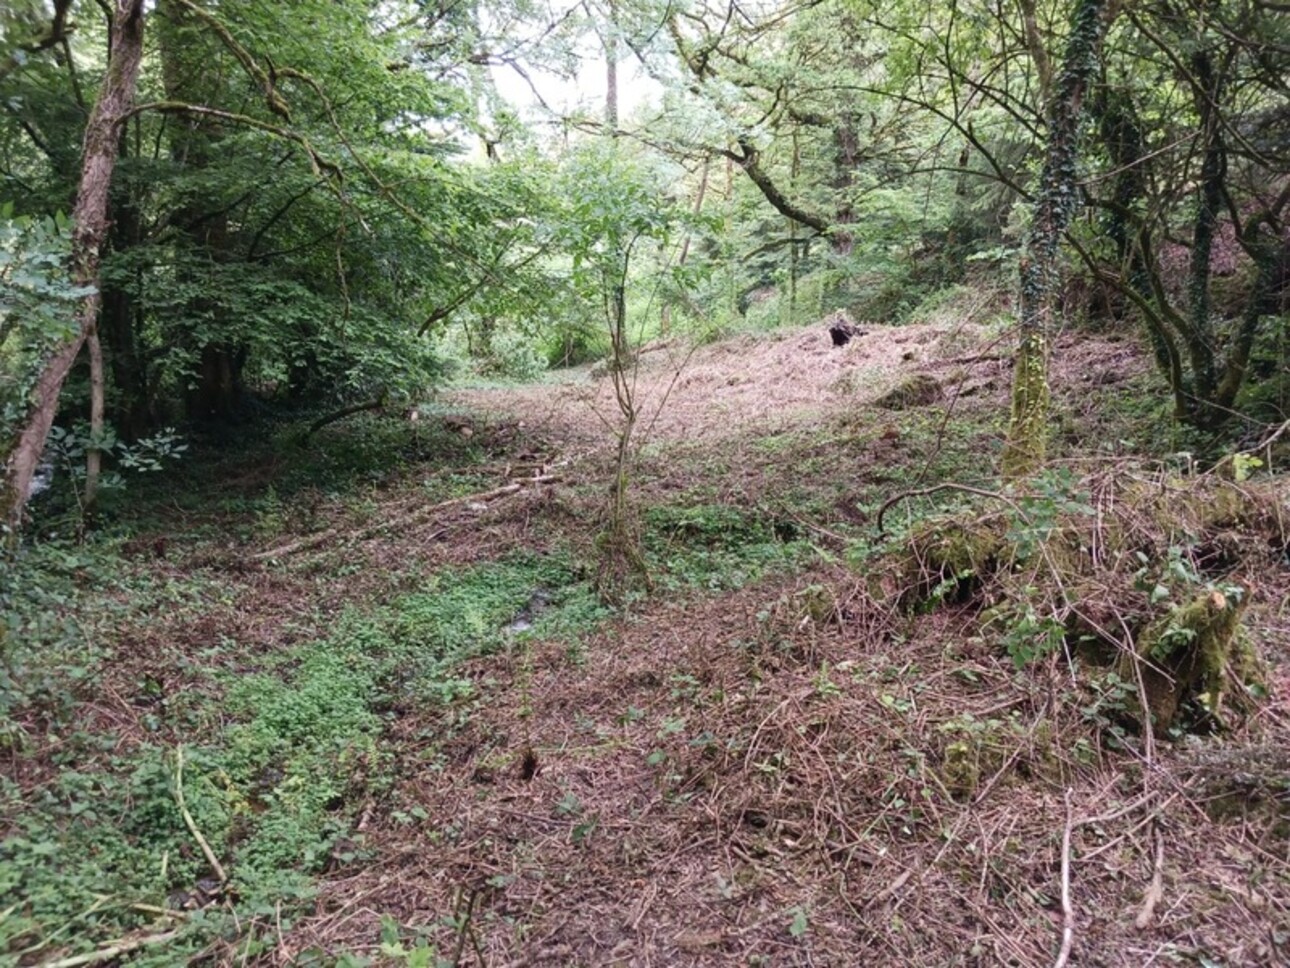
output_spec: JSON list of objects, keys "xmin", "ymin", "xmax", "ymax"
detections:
[
  {"xmin": 873, "ymin": 463, "xmax": 1288, "ymax": 739},
  {"xmin": 274, "ymin": 458, "xmax": 1289, "ymax": 965}
]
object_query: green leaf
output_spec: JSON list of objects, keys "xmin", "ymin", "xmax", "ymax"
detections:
[{"xmin": 788, "ymin": 907, "xmax": 809, "ymax": 938}]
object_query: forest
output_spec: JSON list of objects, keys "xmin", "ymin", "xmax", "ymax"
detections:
[{"xmin": 1, "ymin": 0, "xmax": 1288, "ymax": 964}]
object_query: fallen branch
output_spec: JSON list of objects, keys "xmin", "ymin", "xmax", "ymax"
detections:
[
  {"xmin": 305, "ymin": 395, "xmax": 387, "ymax": 439},
  {"xmin": 40, "ymin": 931, "xmax": 180, "ymax": 968},
  {"xmin": 253, "ymin": 474, "xmax": 560, "ymax": 561},
  {"xmin": 1054, "ymin": 789, "xmax": 1075, "ymax": 968},
  {"xmin": 875, "ymin": 482, "xmax": 1028, "ymax": 537},
  {"xmin": 1134, "ymin": 823, "xmax": 1165, "ymax": 930},
  {"xmin": 924, "ymin": 352, "xmax": 1010, "ymax": 368},
  {"xmin": 87, "ymin": 895, "xmax": 189, "ymax": 922},
  {"xmin": 174, "ymin": 745, "xmax": 227, "ymax": 885}
]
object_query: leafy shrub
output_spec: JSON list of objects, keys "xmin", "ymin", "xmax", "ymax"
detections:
[
  {"xmin": 544, "ymin": 321, "xmax": 609, "ymax": 367},
  {"xmin": 479, "ymin": 326, "xmax": 548, "ymax": 381},
  {"xmin": 0, "ymin": 210, "xmax": 93, "ymax": 441}
]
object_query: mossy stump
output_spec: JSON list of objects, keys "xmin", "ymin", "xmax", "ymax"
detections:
[
  {"xmin": 793, "ymin": 584, "xmax": 838, "ymax": 625},
  {"xmin": 1119, "ymin": 588, "xmax": 1257, "ymax": 734},
  {"xmin": 874, "ymin": 374, "xmax": 942, "ymax": 410},
  {"xmin": 896, "ymin": 520, "xmax": 1009, "ymax": 608}
]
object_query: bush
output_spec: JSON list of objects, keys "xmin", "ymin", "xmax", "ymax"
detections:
[
  {"xmin": 544, "ymin": 323, "xmax": 609, "ymax": 368},
  {"xmin": 480, "ymin": 327, "xmax": 547, "ymax": 381}
]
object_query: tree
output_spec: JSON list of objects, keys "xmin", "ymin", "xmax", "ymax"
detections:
[
  {"xmin": 555, "ymin": 143, "xmax": 686, "ymax": 599},
  {"xmin": 1001, "ymin": 0, "xmax": 1116, "ymax": 478},
  {"xmin": 3, "ymin": 0, "xmax": 147, "ymax": 529},
  {"xmin": 1074, "ymin": 0, "xmax": 1290, "ymax": 430}
]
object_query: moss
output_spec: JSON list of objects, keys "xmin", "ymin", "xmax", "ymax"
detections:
[
  {"xmin": 939, "ymin": 713, "xmax": 1025, "ymax": 797},
  {"xmin": 899, "ymin": 520, "xmax": 1010, "ymax": 608},
  {"xmin": 875, "ymin": 373, "xmax": 942, "ymax": 410},
  {"xmin": 1001, "ymin": 331, "xmax": 1050, "ymax": 478},
  {"xmin": 943, "ymin": 741, "xmax": 980, "ymax": 797},
  {"xmin": 793, "ymin": 584, "xmax": 837, "ymax": 625},
  {"xmin": 1192, "ymin": 483, "xmax": 1250, "ymax": 528},
  {"xmin": 1119, "ymin": 588, "xmax": 1257, "ymax": 734},
  {"xmin": 1030, "ymin": 719, "xmax": 1068, "ymax": 785}
]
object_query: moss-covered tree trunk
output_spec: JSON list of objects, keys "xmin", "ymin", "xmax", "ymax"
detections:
[
  {"xmin": 2, "ymin": 0, "xmax": 147, "ymax": 529},
  {"xmin": 1001, "ymin": 0, "xmax": 1115, "ymax": 478}
]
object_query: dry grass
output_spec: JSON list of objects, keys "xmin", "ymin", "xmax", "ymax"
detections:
[
  {"xmin": 23, "ymin": 318, "xmax": 1286, "ymax": 967},
  {"xmin": 452, "ymin": 320, "xmax": 1005, "ymax": 448},
  {"xmin": 283, "ymin": 559, "xmax": 1290, "ymax": 965},
  {"xmin": 256, "ymin": 323, "xmax": 1290, "ymax": 966}
]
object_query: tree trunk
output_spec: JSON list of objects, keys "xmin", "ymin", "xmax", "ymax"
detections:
[
  {"xmin": 100, "ymin": 274, "xmax": 152, "ymax": 439},
  {"xmin": 831, "ymin": 118, "xmax": 859, "ymax": 254},
  {"xmin": 1092, "ymin": 86, "xmax": 1150, "ymax": 323},
  {"xmin": 605, "ymin": 0, "xmax": 618, "ymax": 134},
  {"xmin": 187, "ymin": 344, "xmax": 245, "ymax": 419},
  {"xmin": 1019, "ymin": 0, "xmax": 1053, "ymax": 104},
  {"xmin": 99, "ymin": 123, "xmax": 153, "ymax": 440},
  {"xmin": 1186, "ymin": 49, "xmax": 1225, "ymax": 421},
  {"xmin": 2, "ymin": 0, "xmax": 147, "ymax": 530},
  {"xmin": 1001, "ymin": 0, "xmax": 1113, "ymax": 478},
  {"xmin": 84, "ymin": 322, "xmax": 105, "ymax": 515}
]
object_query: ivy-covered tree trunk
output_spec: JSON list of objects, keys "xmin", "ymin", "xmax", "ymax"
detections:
[
  {"xmin": 1001, "ymin": 0, "xmax": 1114, "ymax": 478},
  {"xmin": 2, "ymin": 0, "xmax": 147, "ymax": 529},
  {"xmin": 1092, "ymin": 86, "xmax": 1149, "ymax": 324},
  {"xmin": 1185, "ymin": 49, "xmax": 1225, "ymax": 425}
]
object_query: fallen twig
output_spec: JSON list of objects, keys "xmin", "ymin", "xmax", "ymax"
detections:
[
  {"xmin": 875, "ymin": 482, "xmax": 1028, "ymax": 537},
  {"xmin": 174, "ymin": 745, "xmax": 227, "ymax": 885},
  {"xmin": 1134, "ymin": 823, "xmax": 1165, "ymax": 930},
  {"xmin": 1054, "ymin": 789, "xmax": 1075, "ymax": 968},
  {"xmin": 39, "ymin": 931, "xmax": 180, "ymax": 968},
  {"xmin": 864, "ymin": 867, "xmax": 914, "ymax": 910},
  {"xmin": 1255, "ymin": 416, "xmax": 1290, "ymax": 453},
  {"xmin": 451, "ymin": 887, "xmax": 480, "ymax": 967},
  {"xmin": 253, "ymin": 474, "xmax": 560, "ymax": 560}
]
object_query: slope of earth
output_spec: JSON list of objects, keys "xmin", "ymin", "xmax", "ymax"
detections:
[{"xmin": 3, "ymin": 317, "xmax": 1287, "ymax": 967}]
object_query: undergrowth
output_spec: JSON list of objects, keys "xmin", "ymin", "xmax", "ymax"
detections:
[
  {"xmin": 643, "ymin": 503, "xmax": 811, "ymax": 592},
  {"xmin": 1, "ymin": 551, "xmax": 604, "ymax": 963}
]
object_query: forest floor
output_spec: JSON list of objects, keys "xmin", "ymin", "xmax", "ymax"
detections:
[{"xmin": 4, "ymin": 315, "xmax": 1290, "ymax": 967}]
